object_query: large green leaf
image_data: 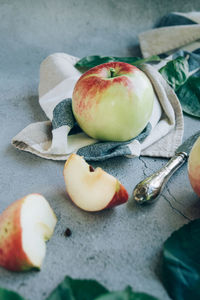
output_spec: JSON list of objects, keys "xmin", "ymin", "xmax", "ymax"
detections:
[
  {"xmin": 159, "ymin": 56, "xmax": 200, "ymax": 118},
  {"xmin": 75, "ymin": 55, "xmax": 160, "ymax": 73},
  {"xmin": 176, "ymin": 75, "xmax": 200, "ymax": 118},
  {"xmin": 162, "ymin": 219, "xmax": 200, "ymax": 300},
  {"xmin": 46, "ymin": 277, "xmax": 158, "ymax": 300},
  {"xmin": 46, "ymin": 276, "xmax": 109, "ymax": 300},
  {"xmin": 96, "ymin": 286, "xmax": 159, "ymax": 300},
  {"xmin": 159, "ymin": 56, "xmax": 189, "ymax": 91},
  {"xmin": 0, "ymin": 277, "xmax": 158, "ymax": 300},
  {"xmin": 0, "ymin": 287, "xmax": 26, "ymax": 300}
]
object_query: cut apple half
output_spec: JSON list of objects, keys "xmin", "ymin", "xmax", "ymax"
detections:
[
  {"xmin": 63, "ymin": 154, "xmax": 129, "ymax": 212},
  {"xmin": 0, "ymin": 194, "xmax": 57, "ymax": 271}
]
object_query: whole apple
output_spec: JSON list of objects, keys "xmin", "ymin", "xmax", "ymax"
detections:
[
  {"xmin": 72, "ymin": 62, "xmax": 154, "ymax": 141},
  {"xmin": 188, "ymin": 137, "xmax": 200, "ymax": 197}
]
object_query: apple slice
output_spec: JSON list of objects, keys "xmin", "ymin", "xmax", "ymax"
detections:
[
  {"xmin": 0, "ymin": 194, "xmax": 57, "ymax": 271},
  {"xmin": 63, "ymin": 154, "xmax": 129, "ymax": 211}
]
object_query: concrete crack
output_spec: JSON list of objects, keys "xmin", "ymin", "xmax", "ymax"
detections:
[
  {"xmin": 166, "ymin": 186, "xmax": 184, "ymax": 207},
  {"xmin": 162, "ymin": 194, "xmax": 191, "ymax": 221},
  {"xmin": 139, "ymin": 156, "xmax": 158, "ymax": 176},
  {"xmin": 139, "ymin": 157, "xmax": 148, "ymax": 177},
  {"xmin": 139, "ymin": 157, "xmax": 148, "ymax": 169}
]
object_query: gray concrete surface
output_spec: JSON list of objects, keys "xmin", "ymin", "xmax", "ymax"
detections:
[{"xmin": 1, "ymin": 1, "xmax": 200, "ymax": 299}]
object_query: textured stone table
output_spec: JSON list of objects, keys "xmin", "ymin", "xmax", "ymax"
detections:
[{"xmin": 0, "ymin": 1, "xmax": 200, "ymax": 299}]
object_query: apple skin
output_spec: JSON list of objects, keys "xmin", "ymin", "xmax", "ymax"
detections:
[
  {"xmin": 188, "ymin": 137, "xmax": 200, "ymax": 197},
  {"xmin": 72, "ymin": 61, "xmax": 154, "ymax": 142},
  {"xmin": 63, "ymin": 154, "xmax": 129, "ymax": 212},
  {"xmin": 0, "ymin": 196, "xmax": 34, "ymax": 271},
  {"xmin": 0, "ymin": 194, "xmax": 57, "ymax": 272},
  {"xmin": 105, "ymin": 182, "xmax": 129, "ymax": 209}
]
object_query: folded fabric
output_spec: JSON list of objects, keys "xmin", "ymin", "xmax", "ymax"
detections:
[
  {"xmin": 139, "ymin": 12, "xmax": 200, "ymax": 57},
  {"xmin": 13, "ymin": 12, "xmax": 200, "ymax": 161}
]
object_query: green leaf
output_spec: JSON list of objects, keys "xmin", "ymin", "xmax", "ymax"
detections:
[
  {"xmin": 46, "ymin": 276, "xmax": 109, "ymax": 300},
  {"xmin": 0, "ymin": 277, "xmax": 159, "ymax": 300},
  {"xmin": 0, "ymin": 287, "xmax": 26, "ymax": 300},
  {"xmin": 176, "ymin": 75, "xmax": 200, "ymax": 117},
  {"xmin": 75, "ymin": 55, "xmax": 160, "ymax": 72},
  {"xmin": 162, "ymin": 219, "xmax": 200, "ymax": 300},
  {"xmin": 159, "ymin": 56, "xmax": 189, "ymax": 91},
  {"xmin": 46, "ymin": 278, "xmax": 158, "ymax": 300},
  {"xmin": 159, "ymin": 56, "xmax": 200, "ymax": 118},
  {"xmin": 95, "ymin": 286, "xmax": 159, "ymax": 300}
]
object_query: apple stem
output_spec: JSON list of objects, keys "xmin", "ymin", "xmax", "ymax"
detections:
[{"xmin": 110, "ymin": 68, "xmax": 115, "ymax": 78}]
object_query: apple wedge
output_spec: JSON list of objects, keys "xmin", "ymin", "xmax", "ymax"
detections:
[
  {"xmin": 63, "ymin": 154, "xmax": 129, "ymax": 211},
  {"xmin": 0, "ymin": 194, "xmax": 57, "ymax": 271}
]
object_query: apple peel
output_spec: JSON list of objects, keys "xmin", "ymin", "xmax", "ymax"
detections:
[
  {"xmin": 63, "ymin": 154, "xmax": 129, "ymax": 211},
  {"xmin": 188, "ymin": 137, "xmax": 200, "ymax": 197}
]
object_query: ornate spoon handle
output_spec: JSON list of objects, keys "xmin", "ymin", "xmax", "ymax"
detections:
[{"xmin": 133, "ymin": 152, "xmax": 187, "ymax": 204}]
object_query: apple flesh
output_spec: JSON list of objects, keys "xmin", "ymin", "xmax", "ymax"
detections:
[
  {"xmin": 72, "ymin": 61, "xmax": 154, "ymax": 142},
  {"xmin": 63, "ymin": 154, "xmax": 129, "ymax": 211},
  {"xmin": 0, "ymin": 194, "xmax": 57, "ymax": 271},
  {"xmin": 188, "ymin": 137, "xmax": 200, "ymax": 197}
]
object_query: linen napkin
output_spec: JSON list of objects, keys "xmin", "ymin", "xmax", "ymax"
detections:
[
  {"xmin": 139, "ymin": 12, "xmax": 200, "ymax": 58},
  {"xmin": 13, "ymin": 12, "xmax": 200, "ymax": 161}
]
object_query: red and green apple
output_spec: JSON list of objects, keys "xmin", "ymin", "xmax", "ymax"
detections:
[
  {"xmin": 188, "ymin": 137, "xmax": 200, "ymax": 197},
  {"xmin": 63, "ymin": 154, "xmax": 129, "ymax": 211},
  {"xmin": 0, "ymin": 194, "xmax": 57, "ymax": 271},
  {"xmin": 72, "ymin": 61, "xmax": 154, "ymax": 141}
]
